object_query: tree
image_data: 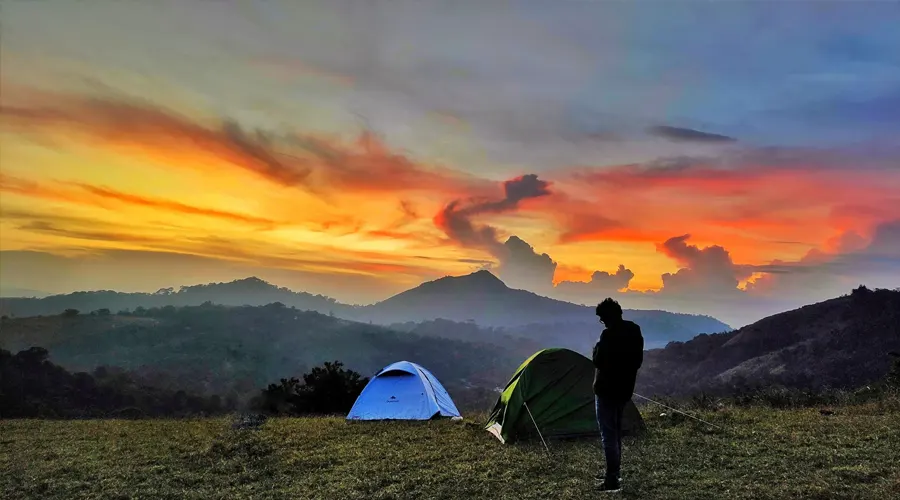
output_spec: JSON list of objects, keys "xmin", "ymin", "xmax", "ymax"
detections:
[
  {"xmin": 1, "ymin": 346, "xmax": 234, "ymax": 418},
  {"xmin": 888, "ymin": 352, "xmax": 900, "ymax": 387},
  {"xmin": 62, "ymin": 308, "xmax": 80, "ymax": 317},
  {"xmin": 17, "ymin": 346, "xmax": 50, "ymax": 365},
  {"xmin": 254, "ymin": 361, "xmax": 369, "ymax": 415},
  {"xmin": 255, "ymin": 377, "xmax": 303, "ymax": 414},
  {"xmin": 296, "ymin": 361, "xmax": 369, "ymax": 415}
]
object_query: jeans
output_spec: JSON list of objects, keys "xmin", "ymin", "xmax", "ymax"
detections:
[{"xmin": 595, "ymin": 396, "xmax": 626, "ymax": 482}]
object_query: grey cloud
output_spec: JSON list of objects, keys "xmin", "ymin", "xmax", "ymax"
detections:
[
  {"xmin": 657, "ymin": 234, "xmax": 752, "ymax": 296},
  {"xmin": 435, "ymin": 175, "xmax": 552, "ymax": 257},
  {"xmin": 497, "ymin": 236, "xmax": 558, "ymax": 293},
  {"xmin": 555, "ymin": 264, "xmax": 635, "ymax": 297},
  {"xmin": 750, "ymin": 220, "xmax": 900, "ymax": 279},
  {"xmin": 435, "ymin": 200, "xmax": 506, "ymax": 256},
  {"xmin": 0, "ymin": 98, "xmax": 311, "ymax": 187},
  {"xmin": 648, "ymin": 125, "xmax": 736, "ymax": 143}
]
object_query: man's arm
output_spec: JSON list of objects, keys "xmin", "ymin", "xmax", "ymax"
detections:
[
  {"xmin": 592, "ymin": 331, "xmax": 606, "ymax": 369},
  {"xmin": 633, "ymin": 325, "xmax": 644, "ymax": 370}
]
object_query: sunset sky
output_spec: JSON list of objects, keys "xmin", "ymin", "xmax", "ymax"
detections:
[{"xmin": 1, "ymin": 1, "xmax": 899, "ymax": 326}]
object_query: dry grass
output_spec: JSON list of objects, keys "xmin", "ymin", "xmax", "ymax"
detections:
[{"xmin": 2, "ymin": 403, "xmax": 899, "ymax": 499}]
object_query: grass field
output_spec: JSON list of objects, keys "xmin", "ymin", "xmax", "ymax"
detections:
[{"xmin": 3, "ymin": 402, "xmax": 899, "ymax": 500}]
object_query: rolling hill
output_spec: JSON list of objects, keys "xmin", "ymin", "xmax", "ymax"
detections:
[
  {"xmin": 0, "ymin": 303, "xmax": 529, "ymax": 401},
  {"xmin": 0, "ymin": 271, "xmax": 731, "ymax": 351},
  {"xmin": 636, "ymin": 286, "xmax": 900, "ymax": 396},
  {"xmin": 0, "ymin": 287, "xmax": 50, "ymax": 299},
  {"xmin": 0, "ymin": 277, "xmax": 348, "ymax": 319},
  {"xmin": 352, "ymin": 271, "xmax": 728, "ymax": 331}
]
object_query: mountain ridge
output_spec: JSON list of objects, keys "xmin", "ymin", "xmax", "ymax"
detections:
[
  {"xmin": 0, "ymin": 303, "xmax": 527, "ymax": 400},
  {"xmin": 636, "ymin": 286, "xmax": 900, "ymax": 396},
  {"xmin": 0, "ymin": 271, "xmax": 732, "ymax": 350}
]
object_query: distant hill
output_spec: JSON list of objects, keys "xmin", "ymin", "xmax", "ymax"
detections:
[
  {"xmin": 1, "ymin": 346, "xmax": 232, "ymax": 418},
  {"xmin": 0, "ymin": 277, "xmax": 350, "ymax": 318},
  {"xmin": 0, "ymin": 303, "xmax": 526, "ymax": 400},
  {"xmin": 637, "ymin": 286, "xmax": 900, "ymax": 396},
  {"xmin": 387, "ymin": 318, "xmax": 546, "ymax": 352},
  {"xmin": 0, "ymin": 271, "xmax": 731, "ymax": 350},
  {"xmin": 353, "ymin": 271, "xmax": 731, "ymax": 351},
  {"xmin": 0, "ymin": 287, "xmax": 51, "ymax": 299},
  {"xmin": 359, "ymin": 270, "xmax": 584, "ymax": 325}
]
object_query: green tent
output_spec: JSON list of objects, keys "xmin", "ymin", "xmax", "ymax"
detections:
[{"xmin": 485, "ymin": 348, "xmax": 645, "ymax": 443}]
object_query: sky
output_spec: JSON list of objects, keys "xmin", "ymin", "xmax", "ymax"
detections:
[{"xmin": 1, "ymin": 0, "xmax": 899, "ymax": 327}]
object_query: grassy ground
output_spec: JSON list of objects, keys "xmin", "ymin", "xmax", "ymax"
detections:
[{"xmin": 3, "ymin": 402, "xmax": 899, "ymax": 499}]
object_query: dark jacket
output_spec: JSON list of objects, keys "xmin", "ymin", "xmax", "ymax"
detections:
[{"xmin": 592, "ymin": 319, "xmax": 644, "ymax": 401}]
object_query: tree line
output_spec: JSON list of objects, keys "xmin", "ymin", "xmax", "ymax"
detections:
[
  {"xmin": 0, "ymin": 347, "xmax": 233, "ymax": 418},
  {"xmin": 0, "ymin": 346, "xmax": 379, "ymax": 419}
]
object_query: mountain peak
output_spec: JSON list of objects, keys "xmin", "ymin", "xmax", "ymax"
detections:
[
  {"xmin": 232, "ymin": 277, "xmax": 270, "ymax": 286},
  {"xmin": 437, "ymin": 270, "xmax": 508, "ymax": 291},
  {"xmin": 181, "ymin": 277, "xmax": 278, "ymax": 292},
  {"xmin": 388, "ymin": 270, "xmax": 509, "ymax": 299},
  {"xmin": 466, "ymin": 269, "xmax": 505, "ymax": 282}
]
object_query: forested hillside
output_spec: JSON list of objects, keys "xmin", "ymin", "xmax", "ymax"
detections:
[
  {"xmin": 0, "ymin": 277, "xmax": 351, "ymax": 319},
  {"xmin": 1, "ymin": 272, "xmax": 732, "ymax": 351},
  {"xmin": 637, "ymin": 286, "xmax": 900, "ymax": 396},
  {"xmin": 0, "ymin": 346, "xmax": 233, "ymax": 418},
  {"xmin": 0, "ymin": 303, "xmax": 528, "ymax": 402}
]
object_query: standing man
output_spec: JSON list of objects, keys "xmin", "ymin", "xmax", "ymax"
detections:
[{"xmin": 592, "ymin": 298, "xmax": 644, "ymax": 492}]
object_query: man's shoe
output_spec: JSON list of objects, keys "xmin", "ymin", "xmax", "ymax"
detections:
[{"xmin": 599, "ymin": 479, "xmax": 622, "ymax": 493}]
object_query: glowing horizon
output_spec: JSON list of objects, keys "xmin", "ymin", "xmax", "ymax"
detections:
[{"xmin": 2, "ymin": 0, "xmax": 899, "ymax": 327}]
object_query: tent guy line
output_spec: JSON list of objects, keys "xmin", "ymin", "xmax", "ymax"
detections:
[
  {"xmin": 632, "ymin": 393, "xmax": 727, "ymax": 431},
  {"xmin": 523, "ymin": 401, "xmax": 551, "ymax": 456}
]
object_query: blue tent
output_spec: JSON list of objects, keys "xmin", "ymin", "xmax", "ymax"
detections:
[{"xmin": 347, "ymin": 361, "xmax": 462, "ymax": 420}]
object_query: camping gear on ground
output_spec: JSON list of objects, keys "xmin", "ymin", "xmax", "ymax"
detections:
[
  {"xmin": 347, "ymin": 360, "xmax": 462, "ymax": 420},
  {"xmin": 485, "ymin": 347, "xmax": 645, "ymax": 443}
]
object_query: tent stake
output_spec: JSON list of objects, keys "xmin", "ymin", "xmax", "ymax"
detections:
[{"xmin": 523, "ymin": 401, "xmax": 551, "ymax": 456}]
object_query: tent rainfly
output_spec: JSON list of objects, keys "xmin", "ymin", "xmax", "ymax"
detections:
[
  {"xmin": 485, "ymin": 348, "xmax": 645, "ymax": 443},
  {"xmin": 347, "ymin": 361, "xmax": 461, "ymax": 420}
]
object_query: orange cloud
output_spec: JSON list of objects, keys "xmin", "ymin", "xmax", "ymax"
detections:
[
  {"xmin": 0, "ymin": 174, "xmax": 277, "ymax": 227},
  {"xmin": 547, "ymin": 161, "xmax": 900, "ymax": 264},
  {"xmin": 1, "ymin": 207, "xmax": 457, "ymax": 282},
  {"xmin": 552, "ymin": 263, "xmax": 594, "ymax": 285},
  {"xmin": 150, "ymin": 234, "xmax": 455, "ymax": 280},
  {"xmin": 71, "ymin": 183, "xmax": 278, "ymax": 226},
  {"xmin": 15, "ymin": 221, "xmax": 169, "ymax": 245},
  {"xmin": 4, "ymin": 87, "xmax": 897, "ymax": 298},
  {"xmin": 0, "ymin": 89, "xmax": 489, "ymax": 198},
  {"xmin": 1, "ymin": 94, "xmax": 309, "ymax": 186}
]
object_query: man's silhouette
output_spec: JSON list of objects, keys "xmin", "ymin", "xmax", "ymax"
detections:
[{"xmin": 592, "ymin": 298, "xmax": 643, "ymax": 492}]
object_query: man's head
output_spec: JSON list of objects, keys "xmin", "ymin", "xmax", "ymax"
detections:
[{"xmin": 596, "ymin": 298, "xmax": 623, "ymax": 325}]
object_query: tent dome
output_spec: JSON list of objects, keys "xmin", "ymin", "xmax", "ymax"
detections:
[
  {"xmin": 347, "ymin": 361, "xmax": 461, "ymax": 420},
  {"xmin": 485, "ymin": 348, "xmax": 645, "ymax": 443}
]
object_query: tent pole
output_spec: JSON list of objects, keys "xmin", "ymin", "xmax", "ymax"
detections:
[{"xmin": 523, "ymin": 401, "xmax": 550, "ymax": 456}]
